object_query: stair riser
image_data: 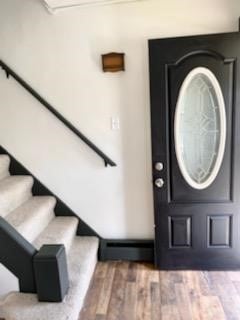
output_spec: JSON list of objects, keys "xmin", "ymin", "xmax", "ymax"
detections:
[
  {"xmin": 65, "ymin": 223, "xmax": 78, "ymax": 254},
  {"xmin": 0, "ymin": 179, "xmax": 33, "ymax": 218},
  {"xmin": 33, "ymin": 217, "xmax": 79, "ymax": 254},
  {"xmin": 19, "ymin": 209, "xmax": 55, "ymax": 243},
  {"xmin": 0, "ymin": 171, "xmax": 10, "ymax": 181},
  {"xmin": 5, "ymin": 196, "xmax": 57, "ymax": 244},
  {"xmin": 0, "ymin": 156, "xmax": 10, "ymax": 181}
]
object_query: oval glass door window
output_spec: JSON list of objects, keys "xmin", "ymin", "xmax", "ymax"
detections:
[{"xmin": 174, "ymin": 67, "xmax": 226, "ymax": 190}]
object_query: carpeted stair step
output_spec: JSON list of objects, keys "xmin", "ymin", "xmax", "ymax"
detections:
[
  {"xmin": 0, "ymin": 154, "xmax": 100, "ymax": 320},
  {"xmin": 0, "ymin": 236, "xmax": 99, "ymax": 320},
  {"xmin": 5, "ymin": 196, "xmax": 56, "ymax": 243},
  {"xmin": 0, "ymin": 155, "xmax": 10, "ymax": 181},
  {"xmin": 0, "ymin": 175, "xmax": 33, "ymax": 218},
  {"xmin": 33, "ymin": 216, "xmax": 79, "ymax": 253}
]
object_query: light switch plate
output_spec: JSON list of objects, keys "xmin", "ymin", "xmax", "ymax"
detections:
[{"xmin": 111, "ymin": 117, "xmax": 120, "ymax": 130}]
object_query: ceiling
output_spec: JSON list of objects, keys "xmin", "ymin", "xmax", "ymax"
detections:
[{"xmin": 41, "ymin": 0, "xmax": 144, "ymax": 13}]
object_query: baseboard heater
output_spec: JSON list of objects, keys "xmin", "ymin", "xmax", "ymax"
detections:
[{"xmin": 99, "ymin": 239, "xmax": 154, "ymax": 262}]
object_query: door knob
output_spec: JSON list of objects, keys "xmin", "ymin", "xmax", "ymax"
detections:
[
  {"xmin": 155, "ymin": 178, "xmax": 164, "ymax": 188},
  {"xmin": 155, "ymin": 162, "xmax": 164, "ymax": 171}
]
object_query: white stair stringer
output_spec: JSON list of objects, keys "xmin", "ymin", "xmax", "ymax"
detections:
[
  {"xmin": 0, "ymin": 237, "xmax": 99, "ymax": 320},
  {"xmin": 0, "ymin": 155, "xmax": 10, "ymax": 180}
]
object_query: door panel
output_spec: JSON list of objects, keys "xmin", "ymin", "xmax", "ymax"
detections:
[
  {"xmin": 149, "ymin": 32, "xmax": 240, "ymax": 269},
  {"xmin": 208, "ymin": 215, "xmax": 232, "ymax": 247}
]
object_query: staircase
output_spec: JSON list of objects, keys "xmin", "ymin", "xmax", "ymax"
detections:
[{"xmin": 0, "ymin": 154, "xmax": 99, "ymax": 320}]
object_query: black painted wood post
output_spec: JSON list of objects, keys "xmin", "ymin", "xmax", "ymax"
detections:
[
  {"xmin": 0, "ymin": 217, "xmax": 37, "ymax": 293},
  {"xmin": 34, "ymin": 245, "xmax": 69, "ymax": 302}
]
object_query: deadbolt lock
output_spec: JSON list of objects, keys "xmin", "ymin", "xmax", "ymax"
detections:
[{"xmin": 155, "ymin": 178, "xmax": 164, "ymax": 188}]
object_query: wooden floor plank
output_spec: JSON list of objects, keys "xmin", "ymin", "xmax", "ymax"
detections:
[
  {"xmin": 150, "ymin": 281, "xmax": 161, "ymax": 320},
  {"xmin": 206, "ymin": 296, "xmax": 226, "ymax": 320},
  {"xmin": 80, "ymin": 276, "xmax": 104, "ymax": 320},
  {"xmin": 106, "ymin": 262, "xmax": 129, "ymax": 320},
  {"xmin": 79, "ymin": 262, "xmax": 240, "ymax": 320},
  {"xmin": 96, "ymin": 262, "xmax": 116, "ymax": 317},
  {"xmin": 175, "ymin": 283, "xmax": 193, "ymax": 320},
  {"xmin": 122, "ymin": 282, "xmax": 137, "ymax": 320},
  {"xmin": 127, "ymin": 262, "xmax": 138, "ymax": 283}
]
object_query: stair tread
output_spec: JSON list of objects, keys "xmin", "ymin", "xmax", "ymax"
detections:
[
  {"xmin": 33, "ymin": 216, "xmax": 79, "ymax": 252},
  {"xmin": 5, "ymin": 196, "xmax": 56, "ymax": 243},
  {"xmin": 0, "ymin": 155, "xmax": 10, "ymax": 180},
  {"xmin": 0, "ymin": 237, "xmax": 99, "ymax": 320},
  {"xmin": 0, "ymin": 175, "xmax": 33, "ymax": 217}
]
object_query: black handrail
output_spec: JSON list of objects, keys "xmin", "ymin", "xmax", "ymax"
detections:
[
  {"xmin": 0, "ymin": 60, "xmax": 116, "ymax": 167},
  {"xmin": 0, "ymin": 217, "xmax": 37, "ymax": 293}
]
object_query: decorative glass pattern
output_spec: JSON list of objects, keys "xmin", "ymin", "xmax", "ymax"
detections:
[{"xmin": 174, "ymin": 67, "xmax": 226, "ymax": 190}]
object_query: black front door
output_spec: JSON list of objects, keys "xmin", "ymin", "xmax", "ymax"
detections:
[{"xmin": 149, "ymin": 32, "xmax": 240, "ymax": 269}]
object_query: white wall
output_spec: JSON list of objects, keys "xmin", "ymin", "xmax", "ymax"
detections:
[{"xmin": 0, "ymin": 0, "xmax": 239, "ymax": 241}]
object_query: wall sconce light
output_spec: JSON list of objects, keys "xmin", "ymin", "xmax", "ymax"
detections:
[{"xmin": 102, "ymin": 52, "xmax": 125, "ymax": 72}]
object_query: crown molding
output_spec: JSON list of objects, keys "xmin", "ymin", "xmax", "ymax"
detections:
[{"xmin": 41, "ymin": 0, "xmax": 145, "ymax": 13}]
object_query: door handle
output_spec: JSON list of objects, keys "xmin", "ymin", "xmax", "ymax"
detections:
[
  {"xmin": 155, "ymin": 162, "xmax": 164, "ymax": 171},
  {"xmin": 155, "ymin": 178, "xmax": 164, "ymax": 188}
]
